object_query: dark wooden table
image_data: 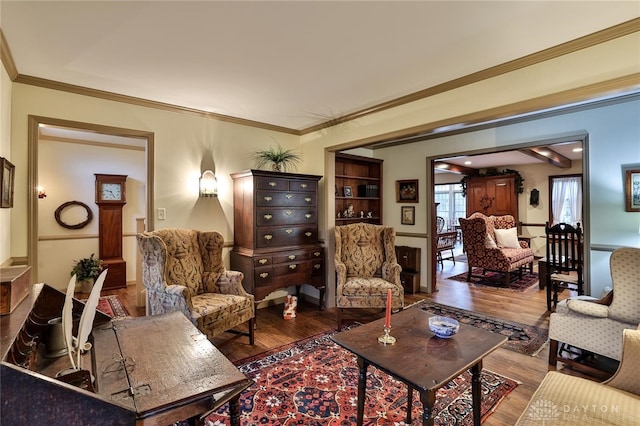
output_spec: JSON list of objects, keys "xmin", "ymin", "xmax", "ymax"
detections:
[
  {"xmin": 92, "ymin": 312, "xmax": 252, "ymax": 425},
  {"xmin": 331, "ymin": 307, "xmax": 506, "ymax": 426}
]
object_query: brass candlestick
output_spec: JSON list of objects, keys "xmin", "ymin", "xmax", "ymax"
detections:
[{"xmin": 378, "ymin": 326, "xmax": 396, "ymax": 345}]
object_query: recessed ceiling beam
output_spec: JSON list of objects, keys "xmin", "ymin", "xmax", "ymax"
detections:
[
  {"xmin": 433, "ymin": 161, "xmax": 477, "ymax": 175},
  {"xmin": 518, "ymin": 147, "xmax": 572, "ymax": 168}
]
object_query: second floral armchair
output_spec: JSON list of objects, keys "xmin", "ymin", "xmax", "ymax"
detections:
[{"xmin": 334, "ymin": 223, "xmax": 404, "ymax": 331}]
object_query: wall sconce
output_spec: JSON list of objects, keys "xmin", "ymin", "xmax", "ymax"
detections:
[
  {"xmin": 37, "ymin": 186, "xmax": 47, "ymax": 199},
  {"xmin": 199, "ymin": 170, "xmax": 217, "ymax": 197}
]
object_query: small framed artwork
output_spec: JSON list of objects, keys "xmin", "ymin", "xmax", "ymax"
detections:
[
  {"xmin": 401, "ymin": 206, "xmax": 415, "ymax": 225},
  {"xmin": 1, "ymin": 157, "xmax": 15, "ymax": 209},
  {"xmin": 625, "ymin": 168, "xmax": 640, "ymax": 212},
  {"xmin": 343, "ymin": 186, "xmax": 353, "ymax": 198},
  {"xmin": 396, "ymin": 179, "xmax": 418, "ymax": 203}
]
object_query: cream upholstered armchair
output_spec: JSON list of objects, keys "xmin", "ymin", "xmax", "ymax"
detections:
[
  {"xmin": 549, "ymin": 247, "xmax": 640, "ymax": 370},
  {"xmin": 137, "ymin": 228, "xmax": 255, "ymax": 344},
  {"xmin": 516, "ymin": 328, "xmax": 640, "ymax": 426},
  {"xmin": 458, "ymin": 212, "xmax": 534, "ymax": 286},
  {"xmin": 334, "ymin": 223, "xmax": 404, "ymax": 331}
]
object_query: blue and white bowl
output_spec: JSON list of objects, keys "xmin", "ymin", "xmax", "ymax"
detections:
[{"xmin": 429, "ymin": 316, "xmax": 459, "ymax": 338}]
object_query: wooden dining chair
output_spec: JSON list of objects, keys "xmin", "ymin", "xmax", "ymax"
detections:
[{"xmin": 545, "ymin": 222, "xmax": 584, "ymax": 311}]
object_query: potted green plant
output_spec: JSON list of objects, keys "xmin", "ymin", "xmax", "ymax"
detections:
[
  {"xmin": 70, "ymin": 253, "xmax": 104, "ymax": 293},
  {"xmin": 253, "ymin": 144, "xmax": 302, "ymax": 172}
]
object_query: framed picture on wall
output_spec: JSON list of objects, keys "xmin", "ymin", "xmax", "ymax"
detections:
[
  {"xmin": 396, "ymin": 179, "xmax": 418, "ymax": 203},
  {"xmin": 401, "ymin": 206, "xmax": 415, "ymax": 225},
  {"xmin": 625, "ymin": 168, "xmax": 640, "ymax": 212},
  {"xmin": 1, "ymin": 157, "xmax": 15, "ymax": 208}
]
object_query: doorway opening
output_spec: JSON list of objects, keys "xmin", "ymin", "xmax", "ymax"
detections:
[
  {"xmin": 28, "ymin": 116, "xmax": 154, "ymax": 292},
  {"xmin": 427, "ymin": 132, "xmax": 589, "ymax": 295}
]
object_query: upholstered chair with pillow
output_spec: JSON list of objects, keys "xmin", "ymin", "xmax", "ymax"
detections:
[
  {"xmin": 137, "ymin": 228, "xmax": 255, "ymax": 344},
  {"xmin": 334, "ymin": 223, "xmax": 404, "ymax": 330},
  {"xmin": 458, "ymin": 212, "xmax": 534, "ymax": 286},
  {"xmin": 548, "ymin": 247, "xmax": 640, "ymax": 372}
]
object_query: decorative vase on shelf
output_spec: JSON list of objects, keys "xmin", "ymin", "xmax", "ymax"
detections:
[{"xmin": 79, "ymin": 278, "xmax": 94, "ymax": 294}]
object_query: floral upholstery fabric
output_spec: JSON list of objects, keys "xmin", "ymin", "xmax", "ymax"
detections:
[
  {"xmin": 137, "ymin": 228, "xmax": 255, "ymax": 342},
  {"xmin": 549, "ymin": 247, "xmax": 640, "ymax": 362},
  {"xmin": 334, "ymin": 224, "xmax": 403, "ymax": 314},
  {"xmin": 458, "ymin": 212, "xmax": 534, "ymax": 283}
]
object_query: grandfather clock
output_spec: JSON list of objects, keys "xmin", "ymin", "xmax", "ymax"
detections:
[{"xmin": 95, "ymin": 174, "xmax": 127, "ymax": 290}]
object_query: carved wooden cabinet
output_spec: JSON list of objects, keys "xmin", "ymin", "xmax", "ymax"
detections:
[
  {"xmin": 231, "ymin": 170, "xmax": 325, "ymax": 309},
  {"xmin": 395, "ymin": 246, "xmax": 421, "ymax": 294},
  {"xmin": 465, "ymin": 174, "xmax": 518, "ymax": 220}
]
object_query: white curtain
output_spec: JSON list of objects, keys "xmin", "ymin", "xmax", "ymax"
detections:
[{"xmin": 551, "ymin": 176, "xmax": 582, "ymax": 226}]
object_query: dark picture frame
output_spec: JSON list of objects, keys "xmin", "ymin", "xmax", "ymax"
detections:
[
  {"xmin": 625, "ymin": 169, "xmax": 640, "ymax": 212},
  {"xmin": 1, "ymin": 157, "xmax": 15, "ymax": 208},
  {"xmin": 343, "ymin": 186, "xmax": 353, "ymax": 198},
  {"xmin": 396, "ymin": 179, "xmax": 418, "ymax": 203},
  {"xmin": 401, "ymin": 206, "xmax": 415, "ymax": 225}
]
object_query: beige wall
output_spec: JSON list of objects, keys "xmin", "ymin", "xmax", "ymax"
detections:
[
  {"xmin": 0, "ymin": 60, "xmax": 11, "ymax": 265},
  {"xmin": 5, "ymin": 27, "xmax": 640, "ymax": 301},
  {"xmin": 37, "ymin": 138, "xmax": 146, "ymax": 289},
  {"xmin": 10, "ymin": 84, "xmax": 300, "ymax": 285}
]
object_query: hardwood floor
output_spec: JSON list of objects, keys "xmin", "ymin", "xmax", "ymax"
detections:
[{"xmin": 105, "ymin": 258, "xmax": 594, "ymax": 426}]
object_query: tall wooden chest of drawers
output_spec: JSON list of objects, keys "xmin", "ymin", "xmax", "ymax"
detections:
[{"xmin": 230, "ymin": 170, "xmax": 325, "ymax": 309}]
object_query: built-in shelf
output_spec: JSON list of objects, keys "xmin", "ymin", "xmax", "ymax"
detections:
[{"xmin": 335, "ymin": 153, "xmax": 383, "ymax": 225}]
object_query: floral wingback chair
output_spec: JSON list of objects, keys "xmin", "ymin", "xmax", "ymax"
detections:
[
  {"xmin": 137, "ymin": 228, "xmax": 255, "ymax": 344},
  {"xmin": 334, "ymin": 223, "xmax": 404, "ymax": 330},
  {"xmin": 458, "ymin": 212, "xmax": 534, "ymax": 286}
]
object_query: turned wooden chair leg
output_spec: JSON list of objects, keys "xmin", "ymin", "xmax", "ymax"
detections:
[{"xmin": 548, "ymin": 339, "xmax": 559, "ymax": 370}]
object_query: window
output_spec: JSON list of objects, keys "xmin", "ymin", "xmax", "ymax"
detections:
[
  {"xmin": 549, "ymin": 175, "xmax": 582, "ymax": 226},
  {"xmin": 435, "ymin": 184, "xmax": 465, "ymax": 230}
]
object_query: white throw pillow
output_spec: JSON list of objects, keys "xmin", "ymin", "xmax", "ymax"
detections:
[
  {"xmin": 494, "ymin": 227, "xmax": 520, "ymax": 249},
  {"xmin": 485, "ymin": 233, "xmax": 498, "ymax": 249}
]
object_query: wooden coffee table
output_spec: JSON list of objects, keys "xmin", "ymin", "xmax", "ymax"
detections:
[{"xmin": 331, "ymin": 306, "xmax": 506, "ymax": 426}]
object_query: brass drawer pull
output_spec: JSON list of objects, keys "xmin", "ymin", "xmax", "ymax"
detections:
[
  {"xmin": 300, "ymin": 183, "xmax": 308, "ymax": 189},
  {"xmin": 264, "ymin": 234, "xmax": 273, "ymax": 240},
  {"xmin": 259, "ymin": 272, "xmax": 269, "ymax": 279},
  {"xmin": 264, "ymin": 196, "xmax": 273, "ymax": 202},
  {"xmin": 305, "ymin": 232, "xmax": 312, "ymax": 237},
  {"xmin": 289, "ymin": 264, "xmax": 297, "ymax": 270},
  {"xmin": 264, "ymin": 214, "xmax": 273, "ymax": 220},
  {"xmin": 259, "ymin": 258, "xmax": 268, "ymax": 265},
  {"xmin": 313, "ymin": 251, "xmax": 320, "ymax": 257},
  {"xmin": 286, "ymin": 229, "xmax": 293, "ymax": 234},
  {"xmin": 305, "ymin": 197, "xmax": 311, "ymax": 203},
  {"xmin": 314, "ymin": 264, "xmax": 321, "ymax": 269},
  {"xmin": 305, "ymin": 213, "xmax": 312, "ymax": 219},
  {"xmin": 285, "ymin": 210, "xmax": 292, "ymax": 216},
  {"xmin": 269, "ymin": 181, "xmax": 277, "ymax": 187},
  {"xmin": 286, "ymin": 194, "xmax": 293, "ymax": 199},
  {"xmin": 288, "ymin": 255, "xmax": 296, "ymax": 260}
]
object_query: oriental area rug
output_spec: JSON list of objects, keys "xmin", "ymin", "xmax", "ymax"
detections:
[
  {"xmin": 206, "ymin": 329, "xmax": 518, "ymax": 425},
  {"xmin": 95, "ymin": 295, "xmax": 129, "ymax": 318},
  {"xmin": 419, "ymin": 301, "xmax": 548, "ymax": 356},
  {"xmin": 447, "ymin": 268, "xmax": 539, "ymax": 292}
]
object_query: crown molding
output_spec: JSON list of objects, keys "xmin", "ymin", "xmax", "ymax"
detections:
[
  {"xmin": 352, "ymin": 73, "xmax": 640, "ymax": 150},
  {"xmin": 14, "ymin": 74, "xmax": 300, "ymax": 135},
  {"xmin": 1, "ymin": 29, "xmax": 19, "ymax": 80},
  {"xmin": 4, "ymin": 18, "xmax": 639, "ymax": 135},
  {"xmin": 300, "ymin": 17, "xmax": 640, "ymax": 135}
]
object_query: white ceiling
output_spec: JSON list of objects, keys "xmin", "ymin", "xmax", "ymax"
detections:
[{"xmin": 2, "ymin": 1, "xmax": 639, "ymax": 131}]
